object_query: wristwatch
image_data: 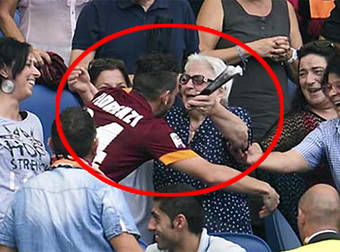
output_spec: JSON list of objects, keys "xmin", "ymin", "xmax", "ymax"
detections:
[{"xmin": 286, "ymin": 47, "xmax": 298, "ymax": 64}]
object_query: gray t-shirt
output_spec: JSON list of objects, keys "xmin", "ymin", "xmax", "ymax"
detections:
[{"xmin": 0, "ymin": 111, "xmax": 50, "ymax": 221}]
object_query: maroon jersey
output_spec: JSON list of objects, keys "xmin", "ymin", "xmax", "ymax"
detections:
[{"xmin": 87, "ymin": 88, "xmax": 198, "ymax": 181}]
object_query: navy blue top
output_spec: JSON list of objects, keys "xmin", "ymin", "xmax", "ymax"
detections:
[
  {"xmin": 154, "ymin": 101, "xmax": 253, "ymax": 234},
  {"xmin": 72, "ymin": 0, "xmax": 199, "ymax": 73}
]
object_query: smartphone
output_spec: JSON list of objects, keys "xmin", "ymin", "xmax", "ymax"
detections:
[{"xmin": 199, "ymin": 66, "xmax": 242, "ymax": 96}]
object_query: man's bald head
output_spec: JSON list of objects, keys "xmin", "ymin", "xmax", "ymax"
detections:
[{"xmin": 298, "ymin": 184, "xmax": 340, "ymax": 239}]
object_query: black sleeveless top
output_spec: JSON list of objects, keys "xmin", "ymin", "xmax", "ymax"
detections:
[{"xmin": 216, "ymin": 0, "xmax": 290, "ymax": 140}]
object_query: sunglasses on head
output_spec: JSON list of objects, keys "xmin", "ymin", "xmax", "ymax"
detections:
[
  {"xmin": 299, "ymin": 40, "xmax": 335, "ymax": 54},
  {"xmin": 179, "ymin": 74, "xmax": 213, "ymax": 86}
]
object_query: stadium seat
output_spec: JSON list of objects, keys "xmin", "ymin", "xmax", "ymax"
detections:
[
  {"xmin": 265, "ymin": 209, "xmax": 302, "ymax": 251},
  {"xmin": 20, "ymin": 84, "xmax": 80, "ymax": 154},
  {"xmin": 138, "ymin": 239, "xmax": 148, "ymax": 249},
  {"xmin": 210, "ymin": 232, "xmax": 272, "ymax": 252}
]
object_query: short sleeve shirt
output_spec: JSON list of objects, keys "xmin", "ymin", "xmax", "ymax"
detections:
[
  {"xmin": 72, "ymin": 0, "xmax": 198, "ymax": 73},
  {"xmin": 86, "ymin": 88, "xmax": 198, "ymax": 181},
  {"xmin": 0, "ymin": 167, "xmax": 139, "ymax": 252},
  {"xmin": 0, "ymin": 112, "xmax": 50, "ymax": 222},
  {"xmin": 293, "ymin": 119, "xmax": 340, "ymax": 191}
]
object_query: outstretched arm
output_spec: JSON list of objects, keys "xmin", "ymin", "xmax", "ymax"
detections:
[
  {"xmin": 246, "ymin": 143, "xmax": 310, "ymax": 173},
  {"xmin": 171, "ymin": 156, "xmax": 279, "ymax": 218}
]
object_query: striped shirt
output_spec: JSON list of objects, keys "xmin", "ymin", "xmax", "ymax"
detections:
[{"xmin": 293, "ymin": 118, "xmax": 340, "ymax": 191}]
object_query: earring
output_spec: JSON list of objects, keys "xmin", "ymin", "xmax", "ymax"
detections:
[{"xmin": 1, "ymin": 79, "xmax": 15, "ymax": 94}]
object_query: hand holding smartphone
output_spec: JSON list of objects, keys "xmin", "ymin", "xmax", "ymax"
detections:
[{"xmin": 199, "ymin": 65, "xmax": 243, "ymax": 96}]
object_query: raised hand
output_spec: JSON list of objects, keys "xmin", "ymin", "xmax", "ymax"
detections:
[
  {"xmin": 186, "ymin": 93, "xmax": 219, "ymax": 116},
  {"xmin": 68, "ymin": 66, "xmax": 98, "ymax": 103}
]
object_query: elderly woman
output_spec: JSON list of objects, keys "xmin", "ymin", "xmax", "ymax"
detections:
[
  {"xmin": 0, "ymin": 37, "xmax": 50, "ymax": 222},
  {"xmin": 257, "ymin": 40, "xmax": 337, "ymax": 233},
  {"xmin": 153, "ymin": 54, "xmax": 253, "ymax": 234}
]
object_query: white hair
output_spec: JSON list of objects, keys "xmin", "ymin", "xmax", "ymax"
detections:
[{"xmin": 184, "ymin": 53, "xmax": 234, "ymax": 104}]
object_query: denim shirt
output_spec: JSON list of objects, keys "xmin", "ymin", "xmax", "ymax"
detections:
[{"xmin": 0, "ymin": 166, "xmax": 139, "ymax": 252}]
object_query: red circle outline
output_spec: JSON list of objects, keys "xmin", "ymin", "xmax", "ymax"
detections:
[{"xmin": 56, "ymin": 24, "xmax": 284, "ymax": 197}]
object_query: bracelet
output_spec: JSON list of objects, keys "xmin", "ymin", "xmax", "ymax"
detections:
[
  {"xmin": 286, "ymin": 47, "xmax": 298, "ymax": 64},
  {"xmin": 236, "ymin": 45, "xmax": 248, "ymax": 70}
]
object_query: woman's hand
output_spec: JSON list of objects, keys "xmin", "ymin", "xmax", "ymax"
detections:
[
  {"xmin": 31, "ymin": 48, "xmax": 52, "ymax": 66},
  {"xmin": 186, "ymin": 94, "xmax": 219, "ymax": 116},
  {"xmin": 248, "ymin": 36, "xmax": 290, "ymax": 60}
]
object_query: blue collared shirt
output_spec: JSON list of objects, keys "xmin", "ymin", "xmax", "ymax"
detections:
[
  {"xmin": 293, "ymin": 118, "xmax": 340, "ymax": 191},
  {"xmin": 72, "ymin": 0, "xmax": 198, "ymax": 73},
  {"xmin": 0, "ymin": 167, "xmax": 139, "ymax": 252}
]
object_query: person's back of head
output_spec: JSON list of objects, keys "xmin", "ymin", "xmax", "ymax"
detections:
[
  {"xmin": 50, "ymin": 106, "xmax": 96, "ymax": 159},
  {"xmin": 298, "ymin": 184, "xmax": 340, "ymax": 241},
  {"xmin": 133, "ymin": 53, "xmax": 179, "ymax": 102},
  {"xmin": 153, "ymin": 183, "xmax": 204, "ymax": 235}
]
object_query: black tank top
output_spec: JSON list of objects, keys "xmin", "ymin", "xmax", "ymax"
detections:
[{"xmin": 216, "ymin": 0, "xmax": 290, "ymax": 140}]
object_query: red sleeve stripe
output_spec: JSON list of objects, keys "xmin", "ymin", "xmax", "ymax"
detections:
[{"xmin": 159, "ymin": 149, "xmax": 198, "ymax": 166}]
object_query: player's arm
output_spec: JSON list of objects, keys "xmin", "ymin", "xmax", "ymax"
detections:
[
  {"xmin": 170, "ymin": 156, "xmax": 279, "ymax": 217},
  {"xmin": 67, "ymin": 66, "xmax": 98, "ymax": 104},
  {"xmin": 171, "ymin": 156, "xmax": 272, "ymax": 195},
  {"xmin": 110, "ymin": 232, "xmax": 144, "ymax": 252}
]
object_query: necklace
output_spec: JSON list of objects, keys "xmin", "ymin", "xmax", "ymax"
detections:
[
  {"xmin": 189, "ymin": 127, "xmax": 196, "ymax": 142},
  {"xmin": 188, "ymin": 123, "xmax": 199, "ymax": 143}
]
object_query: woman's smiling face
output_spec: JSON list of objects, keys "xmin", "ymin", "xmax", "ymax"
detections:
[{"xmin": 299, "ymin": 53, "xmax": 330, "ymax": 109}]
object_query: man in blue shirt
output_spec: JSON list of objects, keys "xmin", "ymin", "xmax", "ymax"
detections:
[
  {"xmin": 70, "ymin": 0, "xmax": 198, "ymax": 73},
  {"xmin": 0, "ymin": 107, "xmax": 142, "ymax": 252},
  {"xmin": 246, "ymin": 54, "xmax": 340, "ymax": 191}
]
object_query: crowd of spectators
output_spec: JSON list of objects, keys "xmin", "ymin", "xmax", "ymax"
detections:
[{"xmin": 0, "ymin": 0, "xmax": 339, "ymax": 251}]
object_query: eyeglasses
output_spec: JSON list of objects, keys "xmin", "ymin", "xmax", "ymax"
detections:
[
  {"xmin": 321, "ymin": 81, "xmax": 340, "ymax": 93},
  {"xmin": 179, "ymin": 74, "xmax": 212, "ymax": 86}
]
